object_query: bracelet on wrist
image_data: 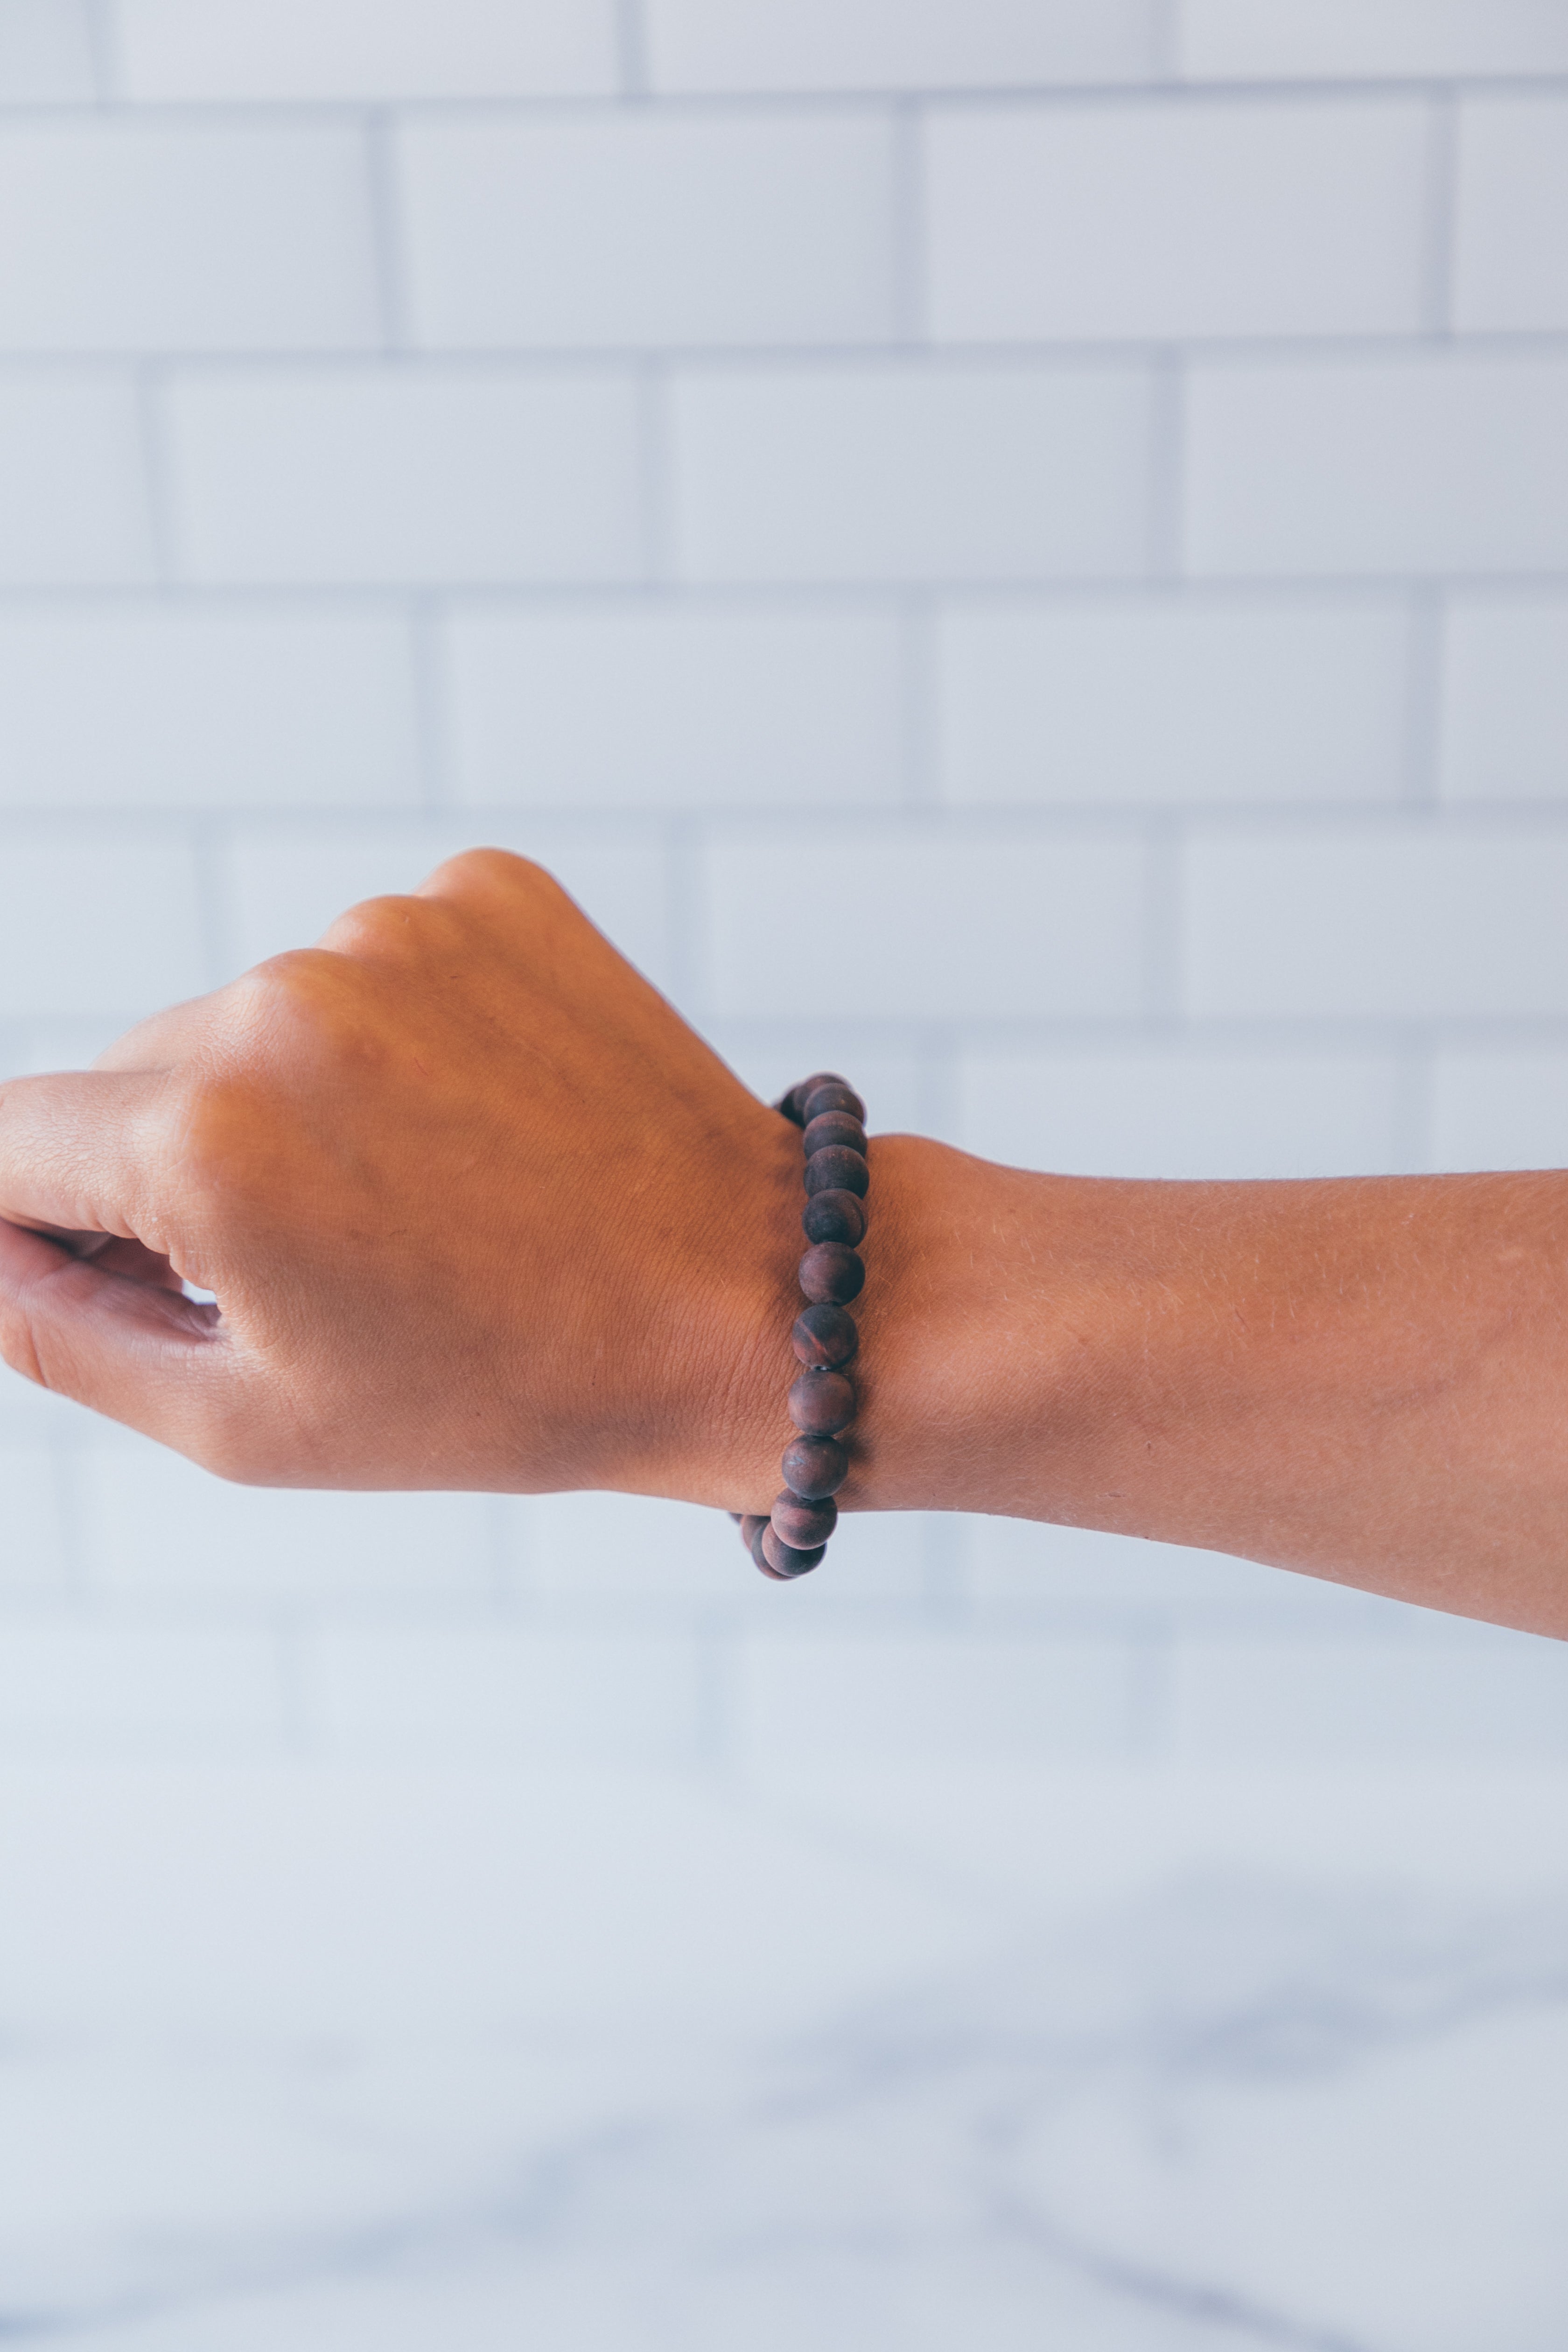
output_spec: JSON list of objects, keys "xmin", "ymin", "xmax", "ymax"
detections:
[{"xmin": 730, "ymin": 1071, "xmax": 868, "ymax": 1581}]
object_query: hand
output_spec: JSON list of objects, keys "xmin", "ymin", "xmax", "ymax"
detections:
[{"xmin": 0, "ymin": 851, "xmax": 818, "ymax": 1503}]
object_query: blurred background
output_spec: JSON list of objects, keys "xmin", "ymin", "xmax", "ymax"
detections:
[{"xmin": 2, "ymin": 2, "xmax": 1568, "ymax": 2345}]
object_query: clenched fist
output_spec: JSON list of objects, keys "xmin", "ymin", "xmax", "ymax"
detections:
[{"xmin": 0, "ymin": 851, "xmax": 865, "ymax": 1508}]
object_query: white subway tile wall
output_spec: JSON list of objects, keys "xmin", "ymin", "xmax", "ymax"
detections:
[{"xmin": 1, "ymin": 0, "xmax": 1565, "ymax": 1767}]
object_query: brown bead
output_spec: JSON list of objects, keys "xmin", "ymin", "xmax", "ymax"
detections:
[
  {"xmin": 740, "ymin": 1512, "xmax": 770, "ymax": 1551},
  {"xmin": 802, "ymin": 1190, "xmax": 867, "ymax": 1247},
  {"xmin": 791, "ymin": 1302, "xmax": 858, "ymax": 1369},
  {"xmin": 799, "ymin": 1242, "xmax": 865, "ymax": 1303},
  {"xmin": 780, "ymin": 1070, "xmax": 848, "ymax": 1126},
  {"xmin": 803, "ymin": 1081, "xmax": 865, "ymax": 1125},
  {"xmin": 772, "ymin": 1490, "xmax": 838, "ymax": 1549},
  {"xmin": 788, "ymin": 1368, "xmax": 855, "ymax": 1435},
  {"xmin": 746, "ymin": 1517, "xmax": 781, "ymax": 1575},
  {"xmin": 803, "ymin": 1110, "xmax": 867, "ymax": 1160},
  {"xmin": 761, "ymin": 1526, "xmax": 826, "ymax": 1578},
  {"xmin": 804, "ymin": 1147, "xmax": 869, "ymax": 1200},
  {"xmin": 781, "ymin": 1435, "xmax": 849, "ymax": 1498}
]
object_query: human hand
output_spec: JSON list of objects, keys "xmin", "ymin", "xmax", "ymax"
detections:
[{"xmin": 0, "ymin": 851, "xmax": 824, "ymax": 1505}]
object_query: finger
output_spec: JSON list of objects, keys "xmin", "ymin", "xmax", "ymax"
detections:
[
  {"xmin": 0, "ymin": 1070, "xmax": 173, "ymax": 1243},
  {"xmin": 0, "ymin": 1218, "xmax": 230, "ymax": 1457}
]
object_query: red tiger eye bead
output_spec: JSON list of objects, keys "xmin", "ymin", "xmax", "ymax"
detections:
[
  {"xmin": 780, "ymin": 1071, "xmax": 848, "ymax": 1126},
  {"xmin": 791, "ymin": 1302, "xmax": 858, "ymax": 1369},
  {"xmin": 802, "ymin": 1190, "xmax": 866, "ymax": 1247},
  {"xmin": 804, "ymin": 1147, "xmax": 869, "ymax": 1199},
  {"xmin": 771, "ymin": 1490, "xmax": 838, "ymax": 1549},
  {"xmin": 781, "ymin": 1436, "xmax": 849, "ymax": 1497},
  {"xmin": 760, "ymin": 1526, "xmax": 826, "ymax": 1578},
  {"xmin": 802, "ymin": 1082, "xmax": 865, "ymax": 1124},
  {"xmin": 803, "ymin": 1110, "xmax": 867, "ymax": 1159},
  {"xmin": 788, "ymin": 1368, "xmax": 855, "ymax": 1435},
  {"xmin": 799, "ymin": 1243, "xmax": 865, "ymax": 1303}
]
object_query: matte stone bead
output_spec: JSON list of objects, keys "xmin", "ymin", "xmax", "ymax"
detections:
[
  {"xmin": 740, "ymin": 1512, "xmax": 770, "ymax": 1551},
  {"xmin": 803, "ymin": 1110, "xmax": 867, "ymax": 1160},
  {"xmin": 761, "ymin": 1526, "xmax": 826, "ymax": 1578},
  {"xmin": 746, "ymin": 1517, "xmax": 782, "ymax": 1576},
  {"xmin": 788, "ymin": 1368, "xmax": 855, "ymax": 1436},
  {"xmin": 798, "ymin": 1242, "xmax": 865, "ymax": 1304},
  {"xmin": 780, "ymin": 1070, "xmax": 848, "ymax": 1126},
  {"xmin": 803, "ymin": 1081, "xmax": 865, "ymax": 1125},
  {"xmin": 804, "ymin": 1146, "xmax": 869, "ymax": 1200},
  {"xmin": 802, "ymin": 1190, "xmax": 867, "ymax": 1248},
  {"xmin": 781, "ymin": 1435, "xmax": 849, "ymax": 1498},
  {"xmin": 772, "ymin": 1490, "xmax": 838, "ymax": 1549},
  {"xmin": 791, "ymin": 1302, "xmax": 858, "ymax": 1370}
]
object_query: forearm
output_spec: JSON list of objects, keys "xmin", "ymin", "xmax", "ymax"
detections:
[{"xmin": 838, "ymin": 1141, "xmax": 1568, "ymax": 1638}]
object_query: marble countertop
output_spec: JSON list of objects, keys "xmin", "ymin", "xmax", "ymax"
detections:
[{"xmin": 2, "ymin": 1757, "xmax": 1566, "ymax": 2350}]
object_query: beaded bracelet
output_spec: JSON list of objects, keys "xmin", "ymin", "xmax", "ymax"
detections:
[{"xmin": 731, "ymin": 1070, "xmax": 868, "ymax": 1582}]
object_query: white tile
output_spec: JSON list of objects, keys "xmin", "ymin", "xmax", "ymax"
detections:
[
  {"xmin": 1187, "ymin": 357, "xmax": 1568, "ymax": 579},
  {"xmin": 0, "ymin": 124, "xmax": 377, "ymax": 354},
  {"xmin": 1183, "ymin": 824, "xmax": 1568, "ymax": 1020},
  {"xmin": 671, "ymin": 364, "xmax": 1153, "ymax": 583},
  {"xmin": 704, "ymin": 825, "xmax": 1147, "ymax": 1019},
  {"xmin": 938, "ymin": 598, "xmax": 1408, "ymax": 805},
  {"xmin": 0, "ymin": 377, "xmax": 153, "ymax": 586},
  {"xmin": 82, "ymin": 1442, "xmax": 493, "ymax": 1606},
  {"xmin": 738, "ymin": 1632, "xmax": 1133, "ymax": 1760},
  {"xmin": 0, "ymin": 833, "xmax": 206, "ymax": 1019},
  {"xmin": 446, "ymin": 603, "xmax": 902, "ymax": 808},
  {"xmin": 0, "ymin": 1623, "xmax": 285, "ymax": 1745},
  {"xmin": 1431, "ymin": 1051, "xmax": 1568, "ymax": 1173},
  {"xmin": 1180, "ymin": 0, "xmax": 1568, "ymax": 77},
  {"xmin": 305, "ymin": 1626, "xmax": 703, "ymax": 1757},
  {"xmin": 166, "ymin": 369, "xmax": 643, "ymax": 587},
  {"xmin": 224, "ymin": 824, "xmax": 673, "ymax": 995},
  {"xmin": 0, "ymin": 608, "xmax": 419, "ymax": 810},
  {"xmin": 646, "ymin": 0, "xmax": 1159, "ymax": 90},
  {"xmin": 114, "ymin": 0, "xmax": 617, "ymax": 100},
  {"xmin": 0, "ymin": 0, "xmax": 94, "ymax": 99},
  {"xmin": 1454, "ymin": 98, "xmax": 1568, "ymax": 336},
  {"xmin": 1174, "ymin": 1634, "xmax": 1568, "ymax": 1759},
  {"xmin": 962, "ymin": 1517, "xmax": 1395, "ymax": 1626},
  {"xmin": 1440, "ymin": 600, "xmax": 1568, "ymax": 803},
  {"xmin": 0, "ymin": 1445, "xmax": 66, "ymax": 1590},
  {"xmin": 401, "ymin": 113, "xmax": 895, "ymax": 350},
  {"xmin": 958, "ymin": 1046, "xmax": 1400, "ymax": 1179},
  {"xmin": 928, "ymin": 98, "xmax": 1426, "ymax": 342}
]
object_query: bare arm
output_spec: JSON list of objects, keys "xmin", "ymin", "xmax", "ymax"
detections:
[{"xmin": 0, "ymin": 852, "xmax": 1563, "ymax": 1638}]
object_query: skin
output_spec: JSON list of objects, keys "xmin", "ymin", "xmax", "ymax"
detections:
[{"xmin": 0, "ymin": 850, "xmax": 1564, "ymax": 1638}]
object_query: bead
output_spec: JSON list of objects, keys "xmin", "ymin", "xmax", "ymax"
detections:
[
  {"xmin": 803, "ymin": 1081, "xmax": 866, "ymax": 1125},
  {"xmin": 788, "ymin": 1368, "xmax": 855, "ymax": 1435},
  {"xmin": 799, "ymin": 1242, "xmax": 865, "ymax": 1304},
  {"xmin": 803, "ymin": 1110, "xmax": 867, "ymax": 1160},
  {"xmin": 804, "ymin": 1147, "xmax": 869, "ymax": 1200},
  {"xmin": 791, "ymin": 1302, "xmax": 858, "ymax": 1369},
  {"xmin": 740, "ymin": 1512, "xmax": 770, "ymax": 1550},
  {"xmin": 802, "ymin": 1190, "xmax": 867, "ymax": 1247},
  {"xmin": 781, "ymin": 1435, "xmax": 849, "ymax": 1498},
  {"xmin": 772, "ymin": 1490, "xmax": 838, "ymax": 1549},
  {"xmin": 745, "ymin": 1516, "xmax": 783, "ymax": 1575},
  {"xmin": 780, "ymin": 1070, "xmax": 848, "ymax": 1126},
  {"xmin": 761, "ymin": 1526, "xmax": 826, "ymax": 1578}
]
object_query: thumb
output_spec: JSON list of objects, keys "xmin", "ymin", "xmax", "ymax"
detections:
[{"xmin": 0, "ymin": 1071, "xmax": 238, "ymax": 1459}]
